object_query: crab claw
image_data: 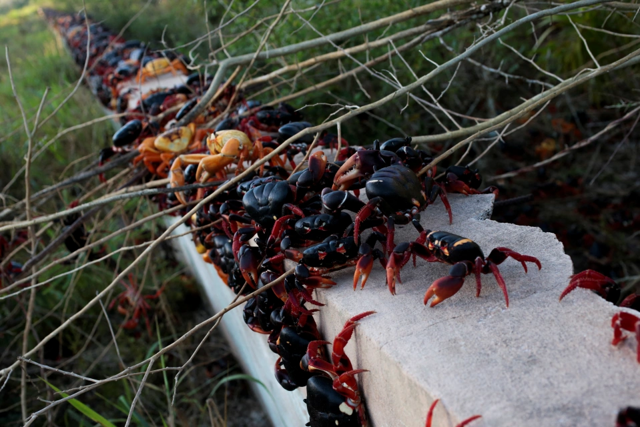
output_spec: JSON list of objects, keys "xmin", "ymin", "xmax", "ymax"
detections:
[
  {"xmin": 611, "ymin": 311, "xmax": 640, "ymax": 363},
  {"xmin": 487, "ymin": 247, "xmax": 541, "ymax": 273},
  {"xmin": 332, "ymin": 369, "xmax": 367, "ymax": 404},
  {"xmin": 307, "ymin": 151, "xmax": 328, "ymax": 182},
  {"xmin": 385, "ymin": 242, "xmax": 431, "ymax": 295},
  {"xmin": 332, "ymin": 150, "xmax": 388, "ymax": 191},
  {"xmin": 304, "ymin": 340, "xmax": 335, "ymax": 375},
  {"xmin": 354, "ymin": 244, "xmax": 375, "ymax": 290},
  {"xmin": 559, "ymin": 269, "xmax": 619, "ymax": 302},
  {"xmin": 237, "ymin": 245, "xmax": 262, "ymax": 289},
  {"xmin": 424, "ymin": 263, "xmax": 468, "ymax": 307},
  {"xmin": 386, "ymin": 253, "xmax": 402, "ymax": 295}
]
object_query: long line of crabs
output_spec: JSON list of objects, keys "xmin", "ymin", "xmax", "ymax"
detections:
[
  {"xmin": 157, "ymin": 127, "xmax": 638, "ymax": 425},
  {"xmin": 163, "ymin": 124, "xmax": 547, "ymax": 425},
  {"xmin": 56, "ymin": 100, "xmax": 640, "ymax": 426},
  {"xmin": 37, "ymin": 10, "xmax": 640, "ymax": 426}
]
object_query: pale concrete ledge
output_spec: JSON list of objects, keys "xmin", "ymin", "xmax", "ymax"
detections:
[{"xmin": 169, "ymin": 194, "xmax": 640, "ymax": 427}]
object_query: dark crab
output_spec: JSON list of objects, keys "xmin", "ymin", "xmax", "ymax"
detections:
[
  {"xmin": 302, "ymin": 311, "xmax": 374, "ymax": 427},
  {"xmin": 559, "ymin": 269, "xmax": 640, "ymax": 309},
  {"xmin": 617, "ymin": 406, "xmax": 640, "ymax": 427},
  {"xmin": 353, "ymin": 164, "xmax": 452, "ymax": 243},
  {"xmin": 419, "ymin": 231, "xmax": 541, "ymax": 307}
]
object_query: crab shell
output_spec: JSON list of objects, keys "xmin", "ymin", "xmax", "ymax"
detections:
[
  {"xmin": 143, "ymin": 57, "xmax": 171, "ymax": 74},
  {"xmin": 365, "ymin": 164, "xmax": 426, "ymax": 212},
  {"xmin": 154, "ymin": 123, "xmax": 195, "ymax": 153},
  {"xmin": 206, "ymin": 130, "xmax": 252, "ymax": 155}
]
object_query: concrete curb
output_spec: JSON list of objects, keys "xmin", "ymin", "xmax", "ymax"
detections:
[{"xmin": 171, "ymin": 194, "xmax": 640, "ymax": 427}]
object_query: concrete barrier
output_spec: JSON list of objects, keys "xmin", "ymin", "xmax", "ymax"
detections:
[{"xmin": 169, "ymin": 194, "xmax": 640, "ymax": 427}]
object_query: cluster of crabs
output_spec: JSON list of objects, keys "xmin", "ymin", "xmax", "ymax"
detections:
[
  {"xmin": 42, "ymin": 8, "xmax": 191, "ymax": 110},
  {"xmin": 24, "ymin": 10, "xmax": 640, "ymax": 427},
  {"xmin": 104, "ymin": 112, "xmax": 640, "ymax": 427}
]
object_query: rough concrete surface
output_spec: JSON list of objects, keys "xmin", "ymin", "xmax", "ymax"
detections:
[{"xmin": 311, "ymin": 194, "xmax": 640, "ymax": 427}]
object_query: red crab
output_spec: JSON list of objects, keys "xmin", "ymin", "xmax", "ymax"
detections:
[{"xmin": 109, "ymin": 274, "xmax": 165, "ymax": 337}]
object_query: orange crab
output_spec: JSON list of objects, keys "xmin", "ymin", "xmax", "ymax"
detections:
[
  {"xmin": 169, "ymin": 129, "xmax": 284, "ymax": 204},
  {"xmin": 132, "ymin": 123, "xmax": 213, "ymax": 177},
  {"xmin": 108, "ymin": 274, "xmax": 166, "ymax": 337},
  {"xmin": 136, "ymin": 57, "xmax": 189, "ymax": 83}
]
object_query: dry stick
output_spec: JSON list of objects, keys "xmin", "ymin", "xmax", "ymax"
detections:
[
  {"xmin": 466, "ymin": 100, "xmax": 552, "ymax": 167},
  {"xmin": 210, "ymin": 0, "xmax": 292, "ymax": 114},
  {"xmin": 20, "ymin": 206, "xmax": 100, "ymax": 275},
  {"xmin": 2, "ymin": 0, "xmax": 621, "ymax": 396},
  {"xmin": 0, "ymin": 178, "xmax": 222, "ymax": 232},
  {"xmin": 176, "ymin": 0, "xmax": 474, "ymax": 126},
  {"xmin": 97, "ymin": 298, "xmax": 125, "ymax": 367},
  {"xmin": 2, "ymin": 203, "xmax": 197, "ymax": 294},
  {"xmin": 125, "ymin": 359, "xmax": 154, "ymax": 427},
  {"xmin": 0, "ymin": 150, "xmax": 138, "ymax": 221},
  {"xmin": 206, "ymin": 0, "xmax": 344, "ymax": 62},
  {"xmin": 0, "ymin": 111, "xmax": 132, "ymax": 197},
  {"xmin": 22, "ymin": 268, "xmax": 294, "ymax": 426},
  {"xmin": 234, "ymin": 0, "xmax": 293, "ymax": 91},
  {"xmin": 170, "ymin": 280, "xmax": 248, "ymax": 405},
  {"xmin": 290, "ymin": 131, "xmax": 321, "ymax": 175},
  {"xmin": 20, "ymin": 358, "xmax": 99, "ymax": 384},
  {"xmin": 6, "ymin": 45, "xmax": 49, "ymax": 422},
  {"xmin": 240, "ymin": 21, "xmax": 450, "ymax": 90},
  {"xmin": 0, "ymin": 223, "xmax": 213, "ymax": 301},
  {"xmin": 491, "ymin": 105, "xmax": 640, "ymax": 180},
  {"xmin": 336, "ymin": 122, "xmax": 342, "ymax": 156},
  {"xmin": 418, "ymin": 47, "xmax": 640, "ymax": 176},
  {"xmin": 174, "ymin": 0, "xmax": 262, "ymax": 53},
  {"xmin": 264, "ymin": 20, "xmax": 468, "ymax": 108},
  {"xmin": 589, "ymin": 110, "xmax": 640, "ymax": 184},
  {"xmin": 0, "ymin": 166, "xmax": 137, "ymax": 274}
]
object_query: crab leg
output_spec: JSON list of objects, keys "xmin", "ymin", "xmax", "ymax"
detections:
[
  {"xmin": 559, "ymin": 269, "xmax": 618, "ymax": 301},
  {"xmin": 331, "ymin": 311, "xmax": 375, "ymax": 372}
]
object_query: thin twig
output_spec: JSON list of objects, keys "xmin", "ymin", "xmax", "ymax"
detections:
[{"xmin": 490, "ymin": 105, "xmax": 640, "ymax": 180}]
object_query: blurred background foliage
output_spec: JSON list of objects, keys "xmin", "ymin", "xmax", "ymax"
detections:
[{"xmin": 1, "ymin": 0, "xmax": 639, "ymax": 425}]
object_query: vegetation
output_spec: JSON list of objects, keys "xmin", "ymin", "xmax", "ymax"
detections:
[{"xmin": 1, "ymin": 0, "xmax": 639, "ymax": 425}]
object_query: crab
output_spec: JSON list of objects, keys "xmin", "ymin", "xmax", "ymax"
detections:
[
  {"xmin": 133, "ymin": 123, "xmax": 212, "ymax": 179},
  {"xmin": 169, "ymin": 129, "xmax": 285, "ymax": 204},
  {"xmin": 108, "ymin": 274, "xmax": 165, "ymax": 337},
  {"xmin": 136, "ymin": 57, "xmax": 189, "ymax": 83},
  {"xmin": 302, "ymin": 311, "xmax": 375, "ymax": 427}
]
